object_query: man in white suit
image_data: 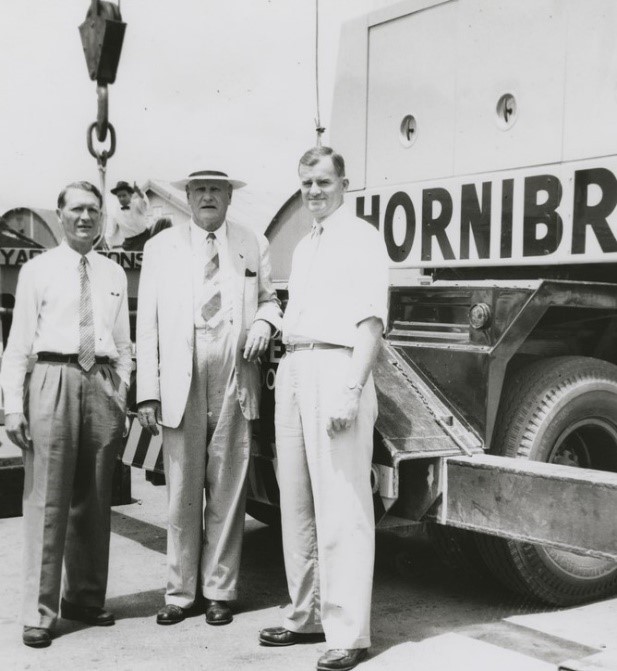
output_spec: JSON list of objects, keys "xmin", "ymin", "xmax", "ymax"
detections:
[{"xmin": 136, "ymin": 169, "xmax": 282, "ymax": 627}]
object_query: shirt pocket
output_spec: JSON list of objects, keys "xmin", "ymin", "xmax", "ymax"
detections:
[{"xmin": 101, "ymin": 283, "xmax": 124, "ymax": 323}]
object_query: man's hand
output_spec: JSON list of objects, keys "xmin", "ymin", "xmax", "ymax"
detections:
[
  {"xmin": 137, "ymin": 400, "xmax": 162, "ymax": 436},
  {"xmin": 133, "ymin": 182, "xmax": 144, "ymax": 199},
  {"xmin": 243, "ymin": 320, "xmax": 272, "ymax": 362},
  {"xmin": 5, "ymin": 413, "xmax": 32, "ymax": 450},
  {"xmin": 326, "ymin": 387, "xmax": 362, "ymax": 438}
]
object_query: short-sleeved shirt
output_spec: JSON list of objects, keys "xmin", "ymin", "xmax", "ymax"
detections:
[{"xmin": 283, "ymin": 204, "xmax": 389, "ymax": 347}]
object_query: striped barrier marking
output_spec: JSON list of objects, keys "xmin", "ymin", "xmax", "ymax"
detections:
[{"xmin": 122, "ymin": 418, "xmax": 163, "ymax": 472}]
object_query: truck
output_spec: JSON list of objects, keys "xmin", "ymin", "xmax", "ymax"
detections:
[{"xmin": 247, "ymin": 0, "xmax": 617, "ymax": 608}]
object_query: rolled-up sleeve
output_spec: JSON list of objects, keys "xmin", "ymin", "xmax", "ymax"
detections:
[{"xmin": 353, "ymin": 229, "xmax": 389, "ymax": 332}]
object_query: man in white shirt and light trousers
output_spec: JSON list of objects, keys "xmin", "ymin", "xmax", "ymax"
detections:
[
  {"xmin": 0, "ymin": 181, "xmax": 132, "ymax": 649},
  {"xmin": 136, "ymin": 169, "xmax": 282, "ymax": 627},
  {"xmin": 259, "ymin": 147, "xmax": 389, "ymax": 671}
]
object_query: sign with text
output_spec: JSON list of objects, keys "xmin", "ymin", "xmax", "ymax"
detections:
[{"xmin": 355, "ymin": 157, "xmax": 617, "ymax": 268}]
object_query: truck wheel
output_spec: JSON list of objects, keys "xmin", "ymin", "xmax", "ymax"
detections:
[{"xmin": 477, "ymin": 356, "xmax": 617, "ymax": 606}]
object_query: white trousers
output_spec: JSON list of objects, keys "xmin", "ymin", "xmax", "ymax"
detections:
[
  {"xmin": 162, "ymin": 327, "xmax": 250, "ymax": 606},
  {"xmin": 275, "ymin": 348, "xmax": 377, "ymax": 649}
]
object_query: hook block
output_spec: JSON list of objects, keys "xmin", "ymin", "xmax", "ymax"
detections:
[{"xmin": 79, "ymin": 1, "xmax": 126, "ymax": 85}]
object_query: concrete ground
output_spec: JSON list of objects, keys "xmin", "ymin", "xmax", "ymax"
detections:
[{"xmin": 1, "ymin": 468, "xmax": 616, "ymax": 671}]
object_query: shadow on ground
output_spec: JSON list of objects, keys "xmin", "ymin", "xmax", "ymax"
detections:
[{"xmin": 109, "ymin": 507, "xmax": 595, "ymax": 666}]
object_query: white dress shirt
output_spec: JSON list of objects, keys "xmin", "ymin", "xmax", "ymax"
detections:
[
  {"xmin": 0, "ymin": 241, "xmax": 132, "ymax": 414},
  {"xmin": 106, "ymin": 192, "xmax": 150, "ymax": 248},
  {"xmin": 283, "ymin": 204, "xmax": 389, "ymax": 347},
  {"xmin": 190, "ymin": 219, "xmax": 234, "ymax": 328}
]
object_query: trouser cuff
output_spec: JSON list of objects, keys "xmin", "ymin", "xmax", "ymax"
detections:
[
  {"xmin": 203, "ymin": 588, "xmax": 237, "ymax": 601},
  {"xmin": 326, "ymin": 636, "xmax": 371, "ymax": 649},
  {"xmin": 165, "ymin": 596, "xmax": 195, "ymax": 609}
]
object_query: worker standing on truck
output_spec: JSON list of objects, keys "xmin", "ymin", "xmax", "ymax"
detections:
[
  {"xmin": 259, "ymin": 147, "xmax": 389, "ymax": 671},
  {"xmin": 106, "ymin": 180, "xmax": 151, "ymax": 250},
  {"xmin": 0, "ymin": 181, "xmax": 132, "ymax": 649},
  {"xmin": 136, "ymin": 169, "xmax": 282, "ymax": 628}
]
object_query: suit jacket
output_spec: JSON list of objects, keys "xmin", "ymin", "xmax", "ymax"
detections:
[{"xmin": 136, "ymin": 220, "xmax": 282, "ymax": 427}]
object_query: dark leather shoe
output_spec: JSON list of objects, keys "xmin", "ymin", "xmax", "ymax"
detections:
[
  {"xmin": 22, "ymin": 626, "xmax": 52, "ymax": 648},
  {"xmin": 156, "ymin": 604, "xmax": 186, "ymax": 625},
  {"xmin": 259, "ymin": 626, "xmax": 326, "ymax": 647},
  {"xmin": 60, "ymin": 599, "xmax": 115, "ymax": 626},
  {"xmin": 317, "ymin": 648, "xmax": 369, "ymax": 671},
  {"xmin": 204, "ymin": 599, "xmax": 232, "ymax": 625}
]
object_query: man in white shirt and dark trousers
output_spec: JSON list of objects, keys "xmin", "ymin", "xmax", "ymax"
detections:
[
  {"xmin": 0, "ymin": 181, "xmax": 132, "ymax": 649},
  {"xmin": 106, "ymin": 180, "xmax": 150, "ymax": 250},
  {"xmin": 259, "ymin": 147, "xmax": 389, "ymax": 671}
]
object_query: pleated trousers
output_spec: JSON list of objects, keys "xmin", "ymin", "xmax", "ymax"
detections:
[
  {"xmin": 275, "ymin": 348, "xmax": 377, "ymax": 650},
  {"xmin": 22, "ymin": 361, "xmax": 125, "ymax": 629},
  {"xmin": 162, "ymin": 326, "xmax": 250, "ymax": 607}
]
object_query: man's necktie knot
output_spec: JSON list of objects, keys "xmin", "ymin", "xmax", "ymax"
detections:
[
  {"xmin": 121, "ymin": 205, "xmax": 130, "ymax": 210},
  {"xmin": 311, "ymin": 222, "xmax": 324, "ymax": 239}
]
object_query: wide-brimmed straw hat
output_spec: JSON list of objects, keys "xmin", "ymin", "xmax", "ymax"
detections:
[{"xmin": 171, "ymin": 170, "xmax": 246, "ymax": 190}]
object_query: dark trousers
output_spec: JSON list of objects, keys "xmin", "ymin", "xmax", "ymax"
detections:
[{"xmin": 22, "ymin": 361, "xmax": 125, "ymax": 628}]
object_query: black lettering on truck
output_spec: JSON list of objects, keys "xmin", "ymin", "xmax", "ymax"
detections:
[
  {"xmin": 421, "ymin": 188, "xmax": 455, "ymax": 261},
  {"xmin": 460, "ymin": 182, "xmax": 491, "ymax": 259},
  {"xmin": 572, "ymin": 168, "xmax": 617, "ymax": 254},
  {"xmin": 383, "ymin": 191, "xmax": 415, "ymax": 262},
  {"xmin": 356, "ymin": 195, "xmax": 380, "ymax": 229},
  {"xmin": 523, "ymin": 175, "xmax": 563, "ymax": 257}
]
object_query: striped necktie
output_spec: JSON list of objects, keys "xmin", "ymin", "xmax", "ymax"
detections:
[
  {"xmin": 201, "ymin": 232, "xmax": 222, "ymax": 326},
  {"xmin": 78, "ymin": 256, "xmax": 96, "ymax": 371},
  {"xmin": 311, "ymin": 221, "xmax": 324, "ymax": 239}
]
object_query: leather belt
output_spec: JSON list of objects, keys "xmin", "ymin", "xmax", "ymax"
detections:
[
  {"xmin": 37, "ymin": 352, "xmax": 111, "ymax": 365},
  {"xmin": 285, "ymin": 342, "xmax": 349, "ymax": 354}
]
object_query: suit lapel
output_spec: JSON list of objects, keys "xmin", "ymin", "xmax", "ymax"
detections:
[
  {"xmin": 168, "ymin": 223, "xmax": 193, "ymax": 327},
  {"xmin": 226, "ymin": 223, "xmax": 247, "ymax": 330}
]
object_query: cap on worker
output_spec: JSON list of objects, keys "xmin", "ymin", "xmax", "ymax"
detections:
[
  {"xmin": 171, "ymin": 170, "xmax": 246, "ymax": 190},
  {"xmin": 110, "ymin": 180, "xmax": 135, "ymax": 195}
]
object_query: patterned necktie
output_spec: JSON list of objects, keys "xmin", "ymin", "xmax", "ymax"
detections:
[
  {"xmin": 78, "ymin": 256, "xmax": 96, "ymax": 371},
  {"xmin": 201, "ymin": 232, "xmax": 222, "ymax": 326}
]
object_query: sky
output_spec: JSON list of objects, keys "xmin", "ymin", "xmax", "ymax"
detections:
[{"xmin": 0, "ymin": 0, "xmax": 394, "ymax": 212}]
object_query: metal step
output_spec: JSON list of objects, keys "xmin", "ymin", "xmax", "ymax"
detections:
[{"xmin": 374, "ymin": 342, "xmax": 483, "ymax": 460}]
